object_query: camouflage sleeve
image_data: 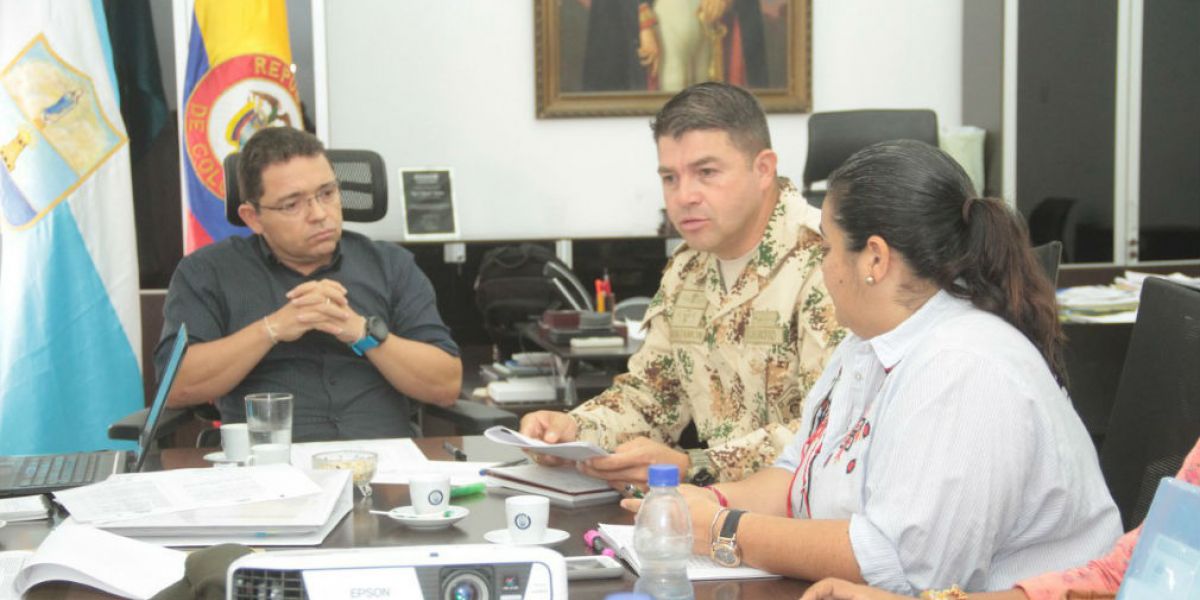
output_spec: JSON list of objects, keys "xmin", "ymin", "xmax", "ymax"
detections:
[
  {"xmin": 707, "ymin": 234, "xmax": 842, "ymax": 482},
  {"xmin": 568, "ymin": 296, "xmax": 692, "ymax": 450}
]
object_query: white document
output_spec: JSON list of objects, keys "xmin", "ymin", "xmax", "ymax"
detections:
[
  {"xmin": 392, "ymin": 461, "xmax": 494, "ymax": 486},
  {"xmin": 89, "ymin": 469, "xmax": 350, "ymax": 538},
  {"xmin": 483, "ymin": 426, "xmax": 609, "ymax": 462},
  {"xmin": 1, "ymin": 550, "xmax": 32, "ymax": 598},
  {"xmin": 291, "ymin": 438, "xmax": 429, "ymax": 483},
  {"xmin": 53, "ymin": 464, "xmax": 321, "ymax": 523},
  {"xmin": 94, "ymin": 470, "xmax": 355, "ymax": 547},
  {"xmin": 0, "ymin": 494, "xmax": 50, "ymax": 521},
  {"xmin": 598, "ymin": 523, "xmax": 777, "ymax": 581},
  {"xmin": 11, "ymin": 524, "xmax": 185, "ymax": 599}
]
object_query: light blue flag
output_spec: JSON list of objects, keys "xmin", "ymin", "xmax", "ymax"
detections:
[{"xmin": 0, "ymin": 0, "xmax": 142, "ymax": 454}]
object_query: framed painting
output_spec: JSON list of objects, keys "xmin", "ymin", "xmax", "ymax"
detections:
[{"xmin": 535, "ymin": 0, "xmax": 811, "ymax": 118}]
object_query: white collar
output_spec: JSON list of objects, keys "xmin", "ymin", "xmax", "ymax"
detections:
[{"xmin": 866, "ymin": 290, "xmax": 972, "ymax": 371}]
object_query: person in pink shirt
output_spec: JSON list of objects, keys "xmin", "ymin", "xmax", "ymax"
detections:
[{"xmin": 800, "ymin": 436, "xmax": 1200, "ymax": 600}]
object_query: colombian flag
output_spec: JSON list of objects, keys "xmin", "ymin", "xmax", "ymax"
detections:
[
  {"xmin": 0, "ymin": 0, "xmax": 142, "ymax": 454},
  {"xmin": 180, "ymin": 0, "xmax": 300, "ymax": 253}
]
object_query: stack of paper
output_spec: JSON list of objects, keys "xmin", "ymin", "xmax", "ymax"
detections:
[
  {"xmin": 54, "ymin": 464, "xmax": 350, "ymax": 547},
  {"xmin": 597, "ymin": 523, "xmax": 778, "ymax": 581},
  {"xmin": 0, "ymin": 494, "xmax": 50, "ymax": 522}
]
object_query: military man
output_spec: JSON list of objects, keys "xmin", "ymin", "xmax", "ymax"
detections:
[{"xmin": 521, "ymin": 82, "xmax": 842, "ymax": 487}]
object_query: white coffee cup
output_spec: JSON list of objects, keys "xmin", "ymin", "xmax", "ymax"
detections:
[
  {"xmin": 219, "ymin": 423, "xmax": 249, "ymax": 462},
  {"xmin": 505, "ymin": 495, "xmax": 549, "ymax": 543},
  {"xmin": 249, "ymin": 443, "xmax": 291, "ymax": 465},
  {"xmin": 409, "ymin": 473, "xmax": 451, "ymax": 515}
]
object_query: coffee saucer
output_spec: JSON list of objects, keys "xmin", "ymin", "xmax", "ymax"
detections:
[
  {"xmin": 378, "ymin": 505, "xmax": 469, "ymax": 530},
  {"xmin": 202, "ymin": 451, "xmax": 244, "ymax": 465},
  {"xmin": 483, "ymin": 528, "xmax": 569, "ymax": 546}
]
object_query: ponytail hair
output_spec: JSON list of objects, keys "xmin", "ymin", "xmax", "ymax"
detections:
[{"xmin": 827, "ymin": 140, "xmax": 1067, "ymax": 384}]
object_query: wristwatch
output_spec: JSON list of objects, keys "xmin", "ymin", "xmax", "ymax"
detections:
[
  {"xmin": 710, "ymin": 508, "xmax": 746, "ymax": 568},
  {"xmin": 686, "ymin": 448, "xmax": 716, "ymax": 486},
  {"xmin": 349, "ymin": 315, "xmax": 389, "ymax": 356}
]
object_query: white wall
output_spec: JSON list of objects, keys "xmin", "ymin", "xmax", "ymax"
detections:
[{"xmin": 323, "ymin": 0, "xmax": 963, "ymax": 242}]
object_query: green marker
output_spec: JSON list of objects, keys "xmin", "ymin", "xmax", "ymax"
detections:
[{"xmin": 450, "ymin": 482, "xmax": 486, "ymax": 498}]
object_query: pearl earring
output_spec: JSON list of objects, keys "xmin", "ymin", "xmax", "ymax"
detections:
[{"xmin": 865, "ymin": 275, "xmax": 876, "ymax": 285}]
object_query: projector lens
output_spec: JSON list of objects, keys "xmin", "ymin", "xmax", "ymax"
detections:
[{"xmin": 442, "ymin": 571, "xmax": 489, "ymax": 600}]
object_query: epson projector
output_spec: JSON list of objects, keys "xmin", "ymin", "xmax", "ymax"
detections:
[{"xmin": 225, "ymin": 545, "xmax": 567, "ymax": 599}]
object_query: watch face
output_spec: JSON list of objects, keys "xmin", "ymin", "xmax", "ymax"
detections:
[
  {"xmin": 366, "ymin": 316, "xmax": 389, "ymax": 341},
  {"xmin": 710, "ymin": 542, "xmax": 740, "ymax": 568},
  {"xmin": 690, "ymin": 469, "xmax": 715, "ymax": 487}
]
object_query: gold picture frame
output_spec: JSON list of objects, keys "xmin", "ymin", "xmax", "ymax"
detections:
[{"xmin": 535, "ymin": 0, "xmax": 811, "ymax": 119}]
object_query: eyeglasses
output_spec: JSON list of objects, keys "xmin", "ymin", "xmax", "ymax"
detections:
[{"xmin": 258, "ymin": 183, "xmax": 341, "ymax": 217}]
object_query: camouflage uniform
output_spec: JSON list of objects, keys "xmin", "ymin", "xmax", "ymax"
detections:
[{"xmin": 571, "ymin": 178, "xmax": 844, "ymax": 482}]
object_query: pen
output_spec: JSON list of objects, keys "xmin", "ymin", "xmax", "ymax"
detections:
[
  {"xmin": 443, "ymin": 441, "xmax": 468, "ymax": 461},
  {"xmin": 583, "ymin": 529, "xmax": 617, "ymax": 557},
  {"xmin": 450, "ymin": 482, "xmax": 486, "ymax": 498}
]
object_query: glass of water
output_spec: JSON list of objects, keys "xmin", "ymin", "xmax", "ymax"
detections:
[{"xmin": 244, "ymin": 393, "xmax": 293, "ymax": 459}]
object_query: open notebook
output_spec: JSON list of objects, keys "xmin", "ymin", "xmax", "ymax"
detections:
[
  {"xmin": 0, "ymin": 323, "xmax": 188, "ymax": 497},
  {"xmin": 596, "ymin": 523, "xmax": 777, "ymax": 581}
]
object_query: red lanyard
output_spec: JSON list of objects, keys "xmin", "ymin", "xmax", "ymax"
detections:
[
  {"xmin": 785, "ymin": 364, "xmax": 894, "ymax": 519},
  {"xmin": 786, "ymin": 370, "xmax": 838, "ymax": 519}
]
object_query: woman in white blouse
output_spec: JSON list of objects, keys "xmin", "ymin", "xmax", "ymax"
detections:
[{"xmin": 619, "ymin": 140, "xmax": 1121, "ymax": 595}]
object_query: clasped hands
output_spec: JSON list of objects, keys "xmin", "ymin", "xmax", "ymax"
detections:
[{"xmin": 266, "ymin": 279, "xmax": 365, "ymax": 345}]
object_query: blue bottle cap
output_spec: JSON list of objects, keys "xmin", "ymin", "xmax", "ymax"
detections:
[
  {"xmin": 604, "ymin": 594, "xmax": 653, "ymax": 600},
  {"xmin": 647, "ymin": 464, "xmax": 680, "ymax": 487}
]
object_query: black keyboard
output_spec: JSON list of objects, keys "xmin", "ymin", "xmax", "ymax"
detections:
[{"xmin": 16, "ymin": 453, "xmax": 101, "ymax": 488}]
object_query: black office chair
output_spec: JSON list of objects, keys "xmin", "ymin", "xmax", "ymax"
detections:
[
  {"xmin": 1028, "ymin": 197, "xmax": 1077, "ymax": 263},
  {"xmin": 1097, "ymin": 277, "xmax": 1200, "ymax": 530},
  {"xmin": 111, "ymin": 148, "xmax": 516, "ymax": 446},
  {"xmin": 1031, "ymin": 241, "xmax": 1063, "ymax": 287},
  {"xmin": 802, "ymin": 109, "xmax": 939, "ymax": 208}
]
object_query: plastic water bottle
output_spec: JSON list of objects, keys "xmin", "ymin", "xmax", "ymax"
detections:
[{"xmin": 632, "ymin": 464, "xmax": 694, "ymax": 600}]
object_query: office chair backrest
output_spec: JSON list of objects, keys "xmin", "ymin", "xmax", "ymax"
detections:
[
  {"xmin": 223, "ymin": 149, "xmax": 388, "ymax": 226},
  {"xmin": 802, "ymin": 109, "xmax": 939, "ymax": 207},
  {"xmin": 1098, "ymin": 277, "xmax": 1200, "ymax": 530},
  {"xmin": 475, "ymin": 243, "xmax": 575, "ymax": 346},
  {"xmin": 1031, "ymin": 241, "xmax": 1063, "ymax": 287}
]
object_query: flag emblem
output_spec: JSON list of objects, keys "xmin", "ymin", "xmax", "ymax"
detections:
[
  {"xmin": 183, "ymin": 53, "xmax": 301, "ymax": 200},
  {"xmin": 0, "ymin": 34, "xmax": 124, "ymax": 229}
]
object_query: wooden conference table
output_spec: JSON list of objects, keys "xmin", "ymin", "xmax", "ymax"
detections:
[{"xmin": 5, "ymin": 436, "xmax": 810, "ymax": 599}]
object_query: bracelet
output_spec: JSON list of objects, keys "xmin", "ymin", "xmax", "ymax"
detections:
[
  {"xmin": 706, "ymin": 485, "xmax": 729, "ymax": 508},
  {"xmin": 638, "ymin": 3, "xmax": 657, "ymax": 30},
  {"xmin": 708, "ymin": 507, "xmax": 731, "ymax": 545},
  {"xmin": 920, "ymin": 586, "xmax": 968, "ymax": 600},
  {"xmin": 263, "ymin": 316, "xmax": 279, "ymax": 345}
]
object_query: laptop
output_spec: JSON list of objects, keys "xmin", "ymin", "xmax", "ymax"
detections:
[{"xmin": 0, "ymin": 323, "xmax": 189, "ymax": 497}]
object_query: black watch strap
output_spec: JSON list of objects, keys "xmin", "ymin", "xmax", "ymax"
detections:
[{"xmin": 719, "ymin": 508, "xmax": 746, "ymax": 539}]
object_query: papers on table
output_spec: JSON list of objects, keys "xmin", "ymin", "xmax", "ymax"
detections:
[
  {"xmin": 290, "ymin": 438, "xmax": 492, "ymax": 485},
  {"xmin": 483, "ymin": 425, "xmax": 609, "ymax": 462},
  {"xmin": 1058, "ymin": 271, "xmax": 1200, "ymax": 324},
  {"xmin": 597, "ymin": 523, "xmax": 777, "ymax": 581},
  {"xmin": 0, "ymin": 494, "xmax": 50, "ymax": 522},
  {"xmin": 53, "ymin": 464, "xmax": 320, "ymax": 524},
  {"xmin": 2, "ymin": 524, "xmax": 185, "ymax": 599},
  {"xmin": 83, "ymin": 469, "xmax": 351, "ymax": 544}
]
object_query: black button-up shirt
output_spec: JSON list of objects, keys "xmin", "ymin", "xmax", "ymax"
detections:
[{"xmin": 155, "ymin": 231, "xmax": 458, "ymax": 441}]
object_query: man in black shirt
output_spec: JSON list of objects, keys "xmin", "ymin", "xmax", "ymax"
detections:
[{"xmin": 155, "ymin": 127, "xmax": 460, "ymax": 441}]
